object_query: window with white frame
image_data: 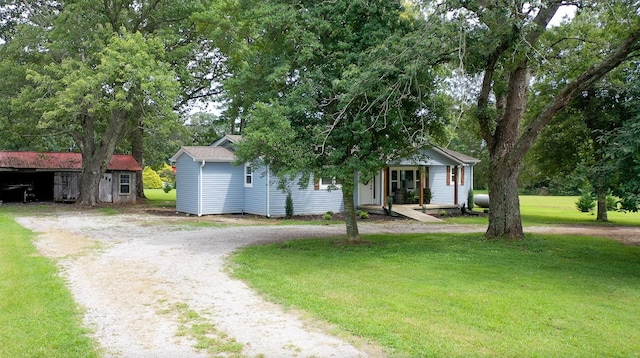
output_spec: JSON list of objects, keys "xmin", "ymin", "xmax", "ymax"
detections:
[
  {"xmin": 244, "ymin": 164, "xmax": 253, "ymax": 187},
  {"xmin": 318, "ymin": 176, "xmax": 341, "ymax": 190},
  {"xmin": 119, "ymin": 173, "xmax": 131, "ymax": 194}
]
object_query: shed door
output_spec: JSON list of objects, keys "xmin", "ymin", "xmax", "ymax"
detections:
[{"xmin": 99, "ymin": 173, "xmax": 113, "ymax": 203}]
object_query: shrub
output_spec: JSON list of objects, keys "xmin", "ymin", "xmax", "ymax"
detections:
[
  {"xmin": 322, "ymin": 212, "xmax": 333, "ymax": 220},
  {"xmin": 157, "ymin": 163, "xmax": 176, "ymax": 184},
  {"xmin": 357, "ymin": 210, "xmax": 369, "ymax": 219},
  {"xmin": 162, "ymin": 182, "xmax": 173, "ymax": 193},
  {"xmin": 606, "ymin": 195, "xmax": 619, "ymax": 211},
  {"xmin": 143, "ymin": 166, "xmax": 163, "ymax": 189},
  {"xmin": 576, "ymin": 191, "xmax": 595, "ymax": 212},
  {"xmin": 467, "ymin": 189, "xmax": 474, "ymax": 210},
  {"xmin": 285, "ymin": 192, "xmax": 294, "ymax": 218}
]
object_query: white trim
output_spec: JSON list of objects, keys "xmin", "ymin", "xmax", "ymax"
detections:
[
  {"xmin": 266, "ymin": 166, "xmax": 270, "ymax": 217},
  {"xmin": 118, "ymin": 173, "xmax": 131, "ymax": 195},
  {"xmin": 318, "ymin": 177, "xmax": 341, "ymax": 190},
  {"xmin": 244, "ymin": 164, "xmax": 253, "ymax": 188},
  {"xmin": 199, "ymin": 160, "xmax": 205, "ymax": 216}
]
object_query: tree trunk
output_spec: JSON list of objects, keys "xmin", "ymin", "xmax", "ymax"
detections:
[
  {"xmin": 79, "ymin": 155, "xmax": 103, "ymax": 206},
  {"xmin": 485, "ymin": 156, "xmax": 523, "ymax": 240},
  {"xmin": 77, "ymin": 110, "xmax": 128, "ymax": 206},
  {"xmin": 341, "ymin": 179, "xmax": 360, "ymax": 242},
  {"xmin": 596, "ymin": 191, "xmax": 608, "ymax": 222},
  {"xmin": 132, "ymin": 122, "xmax": 146, "ymax": 199}
]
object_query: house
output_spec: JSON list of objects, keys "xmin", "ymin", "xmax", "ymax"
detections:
[
  {"xmin": 170, "ymin": 135, "xmax": 479, "ymax": 217},
  {"xmin": 0, "ymin": 151, "xmax": 142, "ymax": 204}
]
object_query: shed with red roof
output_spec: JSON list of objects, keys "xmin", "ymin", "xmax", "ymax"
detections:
[{"xmin": 0, "ymin": 151, "xmax": 141, "ymax": 204}]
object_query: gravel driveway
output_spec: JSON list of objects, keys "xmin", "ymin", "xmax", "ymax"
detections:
[{"xmin": 15, "ymin": 210, "xmax": 640, "ymax": 357}]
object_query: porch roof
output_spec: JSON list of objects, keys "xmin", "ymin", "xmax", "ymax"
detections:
[{"xmin": 432, "ymin": 147, "xmax": 481, "ymax": 165}]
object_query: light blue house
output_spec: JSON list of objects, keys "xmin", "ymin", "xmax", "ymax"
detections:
[{"xmin": 171, "ymin": 135, "xmax": 479, "ymax": 217}]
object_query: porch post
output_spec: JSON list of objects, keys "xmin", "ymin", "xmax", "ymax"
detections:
[
  {"xmin": 454, "ymin": 165, "xmax": 459, "ymax": 205},
  {"xmin": 384, "ymin": 167, "xmax": 389, "ymax": 207},
  {"xmin": 419, "ymin": 167, "xmax": 424, "ymax": 206}
]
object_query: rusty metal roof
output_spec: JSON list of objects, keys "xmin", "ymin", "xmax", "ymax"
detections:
[{"xmin": 0, "ymin": 152, "xmax": 142, "ymax": 171}]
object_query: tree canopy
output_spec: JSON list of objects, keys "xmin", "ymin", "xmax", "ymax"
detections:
[
  {"xmin": 0, "ymin": 0, "xmax": 224, "ymax": 204},
  {"xmin": 196, "ymin": 0, "xmax": 454, "ymax": 240},
  {"xmin": 442, "ymin": 0, "xmax": 640, "ymax": 239}
]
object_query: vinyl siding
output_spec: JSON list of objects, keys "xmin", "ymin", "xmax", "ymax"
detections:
[
  {"xmin": 268, "ymin": 174, "xmax": 344, "ymax": 217},
  {"xmin": 200, "ymin": 162, "xmax": 244, "ymax": 215},
  {"xmin": 429, "ymin": 165, "xmax": 472, "ymax": 205},
  {"xmin": 175, "ymin": 154, "xmax": 200, "ymax": 215},
  {"xmin": 243, "ymin": 166, "xmax": 268, "ymax": 216}
]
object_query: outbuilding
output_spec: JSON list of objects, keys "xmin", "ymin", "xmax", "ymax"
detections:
[{"xmin": 0, "ymin": 151, "xmax": 142, "ymax": 204}]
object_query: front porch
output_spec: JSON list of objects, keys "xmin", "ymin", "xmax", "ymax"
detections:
[{"xmin": 359, "ymin": 203, "xmax": 459, "ymax": 223}]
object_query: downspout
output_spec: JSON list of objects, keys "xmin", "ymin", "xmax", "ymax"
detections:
[
  {"xmin": 266, "ymin": 165, "xmax": 270, "ymax": 218},
  {"xmin": 199, "ymin": 160, "xmax": 205, "ymax": 216}
]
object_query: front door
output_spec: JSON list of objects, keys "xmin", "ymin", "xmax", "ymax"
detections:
[{"xmin": 358, "ymin": 175, "xmax": 377, "ymax": 205}]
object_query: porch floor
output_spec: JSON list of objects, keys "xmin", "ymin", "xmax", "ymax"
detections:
[{"xmin": 359, "ymin": 204, "xmax": 458, "ymax": 223}]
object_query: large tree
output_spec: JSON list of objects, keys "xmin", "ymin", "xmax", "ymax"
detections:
[
  {"xmin": 445, "ymin": 0, "xmax": 640, "ymax": 239},
  {"xmin": 0, "ymin": 0, "xmax": 224, "ymax": 201},
  {"xmin": 197, "ymin": 0, "xmax": 452, "ymax": 241},
  {"xmin": 15, "ymin": 30, "xmax": 179, "ymax": 205}
]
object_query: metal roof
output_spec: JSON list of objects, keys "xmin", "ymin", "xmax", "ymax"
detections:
[{"xmin": 0, "ymin": 152, "xmax": 142, "ymax": 171}]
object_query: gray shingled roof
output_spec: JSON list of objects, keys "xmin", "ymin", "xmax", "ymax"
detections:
[
  {"xmin": 174, "ymin": 146, "xmax": 236, "ymax": 162},
  {"xmin": 433, "ymin": 147, "xmax": 481, "ymax": 165}
]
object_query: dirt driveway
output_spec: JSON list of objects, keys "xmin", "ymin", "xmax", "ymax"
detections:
[{"xmin": 15, "ymin": 209, "xmax": 640, "ymax": 357}]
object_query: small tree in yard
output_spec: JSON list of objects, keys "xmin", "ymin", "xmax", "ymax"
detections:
[{"xmin": 285, "ymin": 191, "xmax": 294, "ymax": 219}]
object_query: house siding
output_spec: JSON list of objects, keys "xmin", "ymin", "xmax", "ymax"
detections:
[
  {"xmin": 200, "ymin": 163, "xmax": 245, "ymax": 215},
  {"xmin": 112, "ymin": 170, "xmax": 137, "ymax": 204},
  {"xmin": 175, "ymin": 154, "xmax": 200, "ymax": 215},
  {"xmin": 268, "ymin": 174, "xmax": 344, "ymax": 217},
  {"xmin": 243, "ymin": 166, "xmax": 268, "ymax": 216},
  {"xmin": 429, "ymin": 165, "xmax": 472, "ymax": 205}
]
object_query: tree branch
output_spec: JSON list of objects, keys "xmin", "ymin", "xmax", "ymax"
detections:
[{"xmin": 514, "ymin": 27, "xmax": 640, "ymax": 163}]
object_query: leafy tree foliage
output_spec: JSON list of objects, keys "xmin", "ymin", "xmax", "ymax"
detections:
[
  {"xmin": 443, "ymin": 0, "xmax": 640, "ymax": 239},
  {"xmin": 143, "ymin": 167, "xmax": 164, "ymax": 189},
  {"xmin": 197, "ymin": 0, "xmax": 453, "ymax": 240},
  {"xmin": 0, "ymin": 0, "xmax": 223, "ymax": 203}
]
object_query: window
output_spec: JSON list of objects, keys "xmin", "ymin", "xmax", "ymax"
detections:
[
  {"xmin": 244, "ymin": 164, "xmax": 253, "ymax": 188},
  {"xmin": 318, "ymin": 177, "xmax": 341, "ymax": 190},
  {"xmin": 119, "ymin": 174, "xmax": 131, "ymax": 195},
  {"xmin": 447, "ymin": 166, "xmax": 459, "ymax": 186}
]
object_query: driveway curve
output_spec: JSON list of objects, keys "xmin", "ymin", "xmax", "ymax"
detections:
[{"xmin": 15, "ymin": 211, "xmax": 640, "ymax": 357}]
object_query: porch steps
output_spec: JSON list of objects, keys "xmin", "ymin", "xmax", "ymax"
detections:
[{"xmin": 390, "ymin": 206, "xmax": 444, "ymax": 223}]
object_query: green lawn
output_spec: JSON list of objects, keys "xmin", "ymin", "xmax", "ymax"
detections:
[
  {"xmin": 144, "ymin": 188, "xmax": 176, "ymax": 202},
  {"xmin": 231, "ymin": 232, "xmax": 640, "ymax": 357},
  {"xmin": 447, "ymin": 195, "xmax": 640, "ymax": 226},
  {"xmin": 0, "ymin": 209, "xmax": 98, "ymax": 357}
]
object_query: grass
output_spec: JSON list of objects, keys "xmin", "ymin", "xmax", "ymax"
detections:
[
  {"xmin": 0, "ymin": 208, "xmax": 98, "ymax": 357},
  {"xmin": 157, "ymin": 301, "xmax": 244, "ymax": 356},
  {"xmin": 143, "ymin": 188, "xmax": 177, "ymax": 208},
  {"xmin": 230, "ymin": 233, "xmax": 640, "ymax": 357},
  {"xmin": 446, "ymin": 195, "xmax": 640, "ymax": 226}
]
